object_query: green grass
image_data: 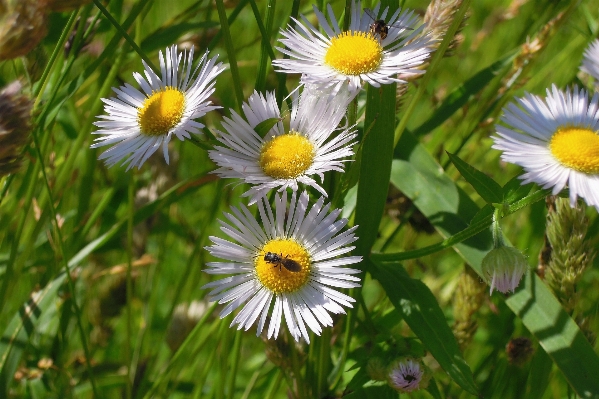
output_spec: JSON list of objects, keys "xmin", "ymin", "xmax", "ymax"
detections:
[{"xmin": 1, "ymin": 0, "xmax": 599, "ymax": 398}]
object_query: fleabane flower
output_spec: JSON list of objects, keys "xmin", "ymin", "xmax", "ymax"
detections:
[
  {"xmin": 493, "ymin": 85, "xmax": 599, "ymax": 210},
  {"xmin": 272, "ymin": 1, "xmax": 433, "ymax": 95},
  {"xmin": 209, "ymin": 87, "xmax": 356, "ymax": 204},
  {"xmin": 202, "ymin": 190, "xmax": 362, "ymax": 343},
  {"xmin": 92, "ymin": 45, "xmax": 225, "ymax": 170},
  {"xmin": 387, "ymin": 357, "xmax": 430, "ymax": 393},
  {"xmin": 581, "ymin": 39, "xmax": 599, "ymax": 81}
]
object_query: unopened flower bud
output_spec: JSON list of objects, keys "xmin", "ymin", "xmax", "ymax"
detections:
[
  {"xmin": 0, "ymin": 0, "xmax": 48, "ymax": 60},
  {"xmin": 481, "ymin": 245, "xmax": 527, "ymax": 294}
]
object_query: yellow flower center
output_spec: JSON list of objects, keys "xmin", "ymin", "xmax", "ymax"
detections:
[
  {"xmin": 255, "ymin": 239, "xmax": 311, "ymax": 294},
  {"xmin": 259, "ymin": 132, "xmax": 315, "ymax": 179},
  {"xmin": 549, "ymin": 127, "xmax": 599, "ymax": 174},
  {"xmin": 138, "ymin": 87, "xmax": 185, "ymax": 136},
  {"xmin": 324, "ymin": 31, "xmax": 383, "ymax": 75}
]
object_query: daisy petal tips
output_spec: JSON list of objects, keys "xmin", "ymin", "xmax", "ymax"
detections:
[
  {"xmin": 581, "ymin": 39, "xmax": 599, "ymax": 82},
  {"xmin": 208, "ymin": 86, "xmax": 357, "ymax": 205},
  {"xmin": 91, "ymin": 45, "xmax": 226, "ymax": 170},
  {"xmin": 492, "ymin": 85, "xmax": 599, "ymax": 210},
  {"xmin": 202, "ymin": 190, "xmax": 362, "ymax": 343},
  {"xmin": 272, "ymin": 1, "xmax": 433, "ymax": 95}
]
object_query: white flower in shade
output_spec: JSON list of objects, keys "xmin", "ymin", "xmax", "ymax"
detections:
[
  {"xmin": 581, "ymin": 39, "xmax": 599, "ymax": 81},
  {"xmin": 481, "ymin": 245, "xmax": 527, "ymax": 294},
  {"xmin": 209, "ymin": 87, "xmax": 356, "ymax": 204},
  {"xmin": 202, "ymin": 190, "xmax": 362, "ymax": 343},
  {"xmin": 272, "ymin": 1, "xmax": 433, "ymax": 95},
  {"xmin": 493, "ymin": 85, "xmax": 599, "ymax": 210},
  {"xmin": 91, "ymin": 45, "xmax": 225, "ymax": 170},
  {"xmin": 387, "ymin": 357, "xmax": 429, "ymax": 393}
]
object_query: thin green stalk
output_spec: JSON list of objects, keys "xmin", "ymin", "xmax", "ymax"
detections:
[
  {"xmin": 191, "ymin": 340, "xmax": 218, "ymax": 399},
  {"xmin": 125, "ymin": 173, "xmax": 135, "ymax": 399},
  {"xmin": 226, "ymin": 330, "xmax": 243, "ymax": 399},
  {"xmin": 264, "ymin": 370, "xmax": 283, "ymax": 399},
  {"xmin": 208, "ymin": 0, "xmax": 250, "ymax": 50},
  {"xmin": 32, "ymin": 11, "xmax": 79, "ymax": 106},
  {"xmin": 275, "ymin": 0, "xmax": 300, "ymax": 107},
  {"xmin": 330, "ymin": 296, "xmax": 354, "ymax": 390},
  {"xmin": 143, "ymin": 304, "xmax": 218, "ymax": 399},
  {"xmin": 252, "ymin": 0, "xmax": 276, "ymax": 92},
  {"xmin": 316, "ymin": 328, "xmax": 331, "ymax": 396},
  {"xmin": 372, "ymin": 188, "xmax": 550, "ymax": 262},
  {"xmin": 288, "ymin": 329, "xmax": 306, "ymax": 399},
  {"xmin": 29, "ymin": 122, "xmax": 99, "ymax": 398},
  {"xmin": 91, "ymin": 0, "xmax": 159, "ymax": 74},
  {"xmin": 0, "ymin": 169, "xmax": 36, "ymax": 315},
  {"xmin": 393, "ymin": 0, "xmax": 472, "ymax": 147},
  {"xmin": 215, "ymin": 0, "xmax": 245, "ymax": 111},
  {"xmin": 240, "ymin": 369, "xmax": 261, "ymax": 399}
]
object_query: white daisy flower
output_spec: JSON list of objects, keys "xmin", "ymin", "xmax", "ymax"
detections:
[
  {"xmin": 91, "ymin": 45, "xmax": 225, "ymax": 170},
  {"xmin": 202, "ymin": 190, "xmax": 362, "ymax": 343},
  {"xmin": 581, "ymin": 39, "xmax": 599, "ymax": 81},
  {"xmin": 272, "ymin": 1, "xmax": 433, "ymax": 95},
  {"xmin": 493, "ymin": 85, "xmax": 599, "ymax": 210},
  {"xmin": 208, "ymin": 86, "xmax": 356, "ymax": 204}
]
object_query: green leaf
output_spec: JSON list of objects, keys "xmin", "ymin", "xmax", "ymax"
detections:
[
  {"xmin": 344, "ymin": 384, "xmax": 397, "ymax": 399},
  {"xmin": 412, "ymin": 51, "xmax": 517, "ymax": 137},
  {"xmin": 525, "ymin": 346, "xmax": 552, "ymax": 399},
  {"xmin": 140, "ymin": 22, "xmax": 219, "ymax": 53},
  {"xmin": 253, "ymin": 117, "xmax": 282, "ymax": 137},
  {"xmin": 448, "ymin": 151, "xmax": 503, "ymax": 204},
  {"xmin": 354, "ymin": 83, "xmax": 396, "ymax": 259},
  {"xmin": 507, "ymin": 271, "xmax": 599, "ymax": 398},
  {"xmin": 0, "ymin": 273, "xmax": 66, "ymax": 395},
  {"xmin": 370, "ymin": 262, "xmax": 478, "ymax": 395}
]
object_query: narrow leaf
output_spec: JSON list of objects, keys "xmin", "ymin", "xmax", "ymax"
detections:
[
  {"xmin": 447, "ymin": 151, "xmax": 503, "ymax": 204},
  {"xmin": 370, "ymin": 262, "xmax": 478, "ymax": 395}
]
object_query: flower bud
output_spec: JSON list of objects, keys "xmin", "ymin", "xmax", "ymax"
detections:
[
  {"xmin": 387, "ymin": 357, "xmax": 430, "ymax": 393},
  {"xmin": 0, "ymin": 82, "xmax": 33, "ymax": 177},
  {"xmin": 0, "ymin": 0, "xmax": 48, "ymax": 60},
  {"xmin": 481, "ymin": 245, "xmax": 527, "ymax": 294}
]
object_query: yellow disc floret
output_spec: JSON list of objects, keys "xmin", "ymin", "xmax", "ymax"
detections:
[
  {"xmin": 324, "ymin": 31, "xmax": 383, "ymax": 75},
  {"xmin": 259, "ymin": 132, "xmax": 315, "ymax": 179},
  {"xmin": 549, "ymin": 127, "xmax": 599, "ymax": 174},
  {"xmin": 255, "ymin": 239, "xmax": 311, "ymax": 294},
  {"xmin": 138, "ymin": 87, "xmax": 185, "ymax": 136}
]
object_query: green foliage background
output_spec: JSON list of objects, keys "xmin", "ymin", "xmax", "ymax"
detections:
[{"xmin": 1, "ymin": 0, "xmax": 599, "ymax": 398}]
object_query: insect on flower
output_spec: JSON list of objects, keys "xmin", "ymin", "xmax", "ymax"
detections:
[
  {"xmin": 263, "ymin": 252, "xmax": 302, "ymax": 273},
  {"xmin": 364, "ymin": 8, "xmax": 413, "ymax": 41}
]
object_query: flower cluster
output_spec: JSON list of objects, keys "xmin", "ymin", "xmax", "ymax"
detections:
[{"xmin": 90, "ymin": 1, "xmax": 433, "ymax": 342}]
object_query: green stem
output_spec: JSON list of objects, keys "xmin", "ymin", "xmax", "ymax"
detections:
[
  {"xmin": 215, "ymin": 0, "xmax": 245, "ymax": 111},
  {"xmin": 125, "ymin": 173, "xmax": 135, "ymax": 399},
  {"xmin": 30, "ymin": 121, "xmax": 99, "ymax": 398},
  {"xmin": 226, "ymin": 330, "xmax": 243, "ymax": 399},
  {"xmin": 33, "ymin": 11, "xmax": 79, "ymax": 106},
  {"xmin": 393, "ymin": 0, "xmax": 472, "ymax": 147},
  {"xmin": 91, "ymin": 0, "xmax": 159, "ymax": 74}
]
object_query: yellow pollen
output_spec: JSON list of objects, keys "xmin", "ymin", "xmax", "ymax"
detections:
[
  {"xmin": 255, "ymin": 239, "xmax": 311, "ymax": 294},
  {"xmin": 549, "ymin": 127, "xmax": 599, "ymax": 174},
  {"xmin": 324, "ymin": 31, "xmax": 383, "ymax": 75},
  {"xmin": 138, "ymin": 87, "xmax": 185, "ymax": 136},
  {"xmin": 259, "ymin": 132, "xmax": 315, "ymax": 179}
]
